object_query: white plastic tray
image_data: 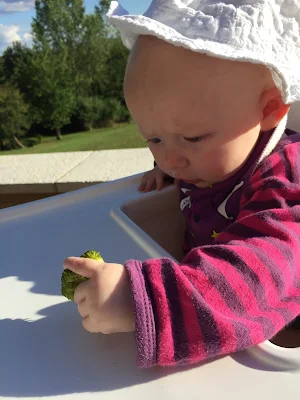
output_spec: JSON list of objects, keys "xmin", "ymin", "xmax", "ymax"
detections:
[{"xmin": 0, "ymin": 172, "xmax": 300, "ymax": 400}]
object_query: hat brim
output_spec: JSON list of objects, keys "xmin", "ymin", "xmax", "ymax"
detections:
[{"xmin": 107, "ymin": 3, "xmax": 295, "ymax": 104}]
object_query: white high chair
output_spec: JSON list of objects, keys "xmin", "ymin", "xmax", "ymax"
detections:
[{"xmin": 0, "ymin": 102, "xmax": 300, "ymax": 400}]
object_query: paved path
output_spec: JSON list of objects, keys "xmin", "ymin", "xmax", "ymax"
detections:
[{"xmin": 0, "ymin": 148, "xmax": 153, "ymax": 194}]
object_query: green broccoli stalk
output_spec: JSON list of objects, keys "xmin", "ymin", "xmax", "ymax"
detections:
[{"xmin": 61, "ymin": 250, "xmax": 103, "ymax": 301}]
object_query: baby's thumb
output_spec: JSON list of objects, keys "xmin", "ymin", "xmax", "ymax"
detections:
[{"xmin": 63, "ymin": 257, "xmax": 97, "ymax": 278}]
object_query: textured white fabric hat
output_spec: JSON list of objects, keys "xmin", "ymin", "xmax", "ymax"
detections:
[{"xmin": 107, "ymin": 0, "xmax": 300, "ymax": 104}]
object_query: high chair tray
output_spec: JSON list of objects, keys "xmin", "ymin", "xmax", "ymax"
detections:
[{"xmin": 0, "ymin": 173, "xmax": 299, "ymax": 400}]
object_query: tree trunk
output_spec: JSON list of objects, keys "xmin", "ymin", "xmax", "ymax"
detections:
[
  {"xmin": 56, "ymin": 127, "xmax": 63, "ymax": 140},
  {"xmin": 13, "ymin": 135, "xmax": 26, "ymax": 149}
]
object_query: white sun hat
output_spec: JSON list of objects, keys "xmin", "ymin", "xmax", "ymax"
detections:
[{"xmin": 107, "ymin": 0, "xmax": 300, "ymax": 105}]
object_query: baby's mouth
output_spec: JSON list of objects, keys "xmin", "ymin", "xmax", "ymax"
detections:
[{"xmin": 182, "ymin": 178, "xmax": 204, "ymax": 184}]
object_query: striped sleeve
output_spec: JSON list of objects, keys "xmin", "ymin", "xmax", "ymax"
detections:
[{"xmin": 125, "ymin": 140, "xmax": 300, "ymax": 368}]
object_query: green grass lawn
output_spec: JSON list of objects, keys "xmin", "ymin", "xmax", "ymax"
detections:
[{"xmin": 0, "ymin": 123, "xmax": 147, "ymax": 155}]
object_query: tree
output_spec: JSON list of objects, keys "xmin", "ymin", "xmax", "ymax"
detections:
[
  {"xmin": 74, "ymin": 9, "xmax": 108, "ymax": 98},
  {"xmin": 1, "ymin": 43, "xmax": 40, "ymax": 124},
  {"xmin": 103, "ymin": 37, "xmax": 129, "ymax": 100},
  {"xmin": 2, "ymin": 42, "xmax": 32, "ymax": 86},
  {"xmin": 76, "ymin": 96, "xmax": 105, "ymax": 130},
  {"xmin": 0, "ymin": 57, "xmax": 5, "ymax": 85},
  {"xmin": 30, "ymin": 46, "xmax": 76, "ymax": 139},
  {"xmin": 0, "ymin": 85, "xmax": 29, "ymax": 149},
  {"xmin": 0, "ymin": 0, "xmax": 131, "ymax": 144},
  {"xmin": 31, "ymin": 0, "xmax": 86, "ymax": 139},
  {"xmin": 68, "ymin": 2, "xmax": 126, "ymax": 127},
  {"xmin": 33, "ymin": 0, "xmax": 86, "ymax": 52},
  {"xmin": 98, "ymin": 0, "xmax": 111, "ymax": 15}
]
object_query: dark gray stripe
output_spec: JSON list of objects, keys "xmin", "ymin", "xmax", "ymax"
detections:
[
  {"xmin": 243, "ymin": 179, "xmax": 286, "ymax": 204},
  {"xmin": 282, "ymin": 142, "xmax": 300, "ymax": 182},
  {"xmin": 126, "ymin": 260, "xmax": 157, "ymax": 368},
  {"xmin": 161, "ymin": 259, "xmax": 190, "ymax": 362},
  {"xmin": 143, "ymin": 267, "xmax": 159, "ymax": 365},
  {"xmin": 226, "ymin": 222, "xmax": 268, "ymax": 240},
  {"xmin": 214, "ymin": 235, "xmax": 299, "ymax": 325},
  {"xmin": 293, "ymin": 277, "xmax": 300, "ymax": 290},
  {"xmin": 193, "ymin": 253, "xmax": 274, "ymax": 339},
  {"xmin": 254, "ymin": 213, "xmax": 300, "ymax": 312},
  {"xmin": 231, "ymin": 321, "xmax": 252, "ymax": 349},
  {"xmin": 203, "ymin": 247, "xmax": 267, "ymax": 304},
  {"xmin": 281, "ymin": 148, "xmax": 293, "ymax": 182},
  {"xmin": 267, "ymin": 210, "xmax": 300, "ymax": 276},
  {"xmin": 251, "ymin": 316, "xmax": 275, "ymax": 338},
  {"xmin": 261, "ymin": 179, "xmax": 288, "ymax": 190},
  {"xmin": 248, "ymin": 236, "xmax": 297, "ymax": 300},
  {"xmin": 245, "ymin": 241, "xmax": 286, "ymax": 297},
  {"xmin": 192, "ymin": 291, "xmax": 222, "ymax": 358},
  {"xmin": 260, "ymin": 158, "xmax": 273, "ymax": 180},
  {"xmin": 262, "ymin": 209, "xmax": 300, "ymax": 235},
  {"xmin": 242, "ymin": 184, "xmax": 254, "ymax": 203},
  {"xmin": 246, "ymin": 198, "xmax": 284, "ymax": 212},
  {"xmin": 286, "ymin": 199, "xmax": 300, "ymax": 207}
]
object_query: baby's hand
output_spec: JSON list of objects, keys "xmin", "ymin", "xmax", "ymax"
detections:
[
  {"xmin": 63, "ymin": 257, "xmax": 135, "ymax": 334},
  {"xmin": 139, "ymin": 165, "xmax": 168, "ymax": 192}
]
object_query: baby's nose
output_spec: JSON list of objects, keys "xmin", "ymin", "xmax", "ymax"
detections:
[{"xmin": 164, "ymin": 149, "xmax": 188, "ymax": 170}]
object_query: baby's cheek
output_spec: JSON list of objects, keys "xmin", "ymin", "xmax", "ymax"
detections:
[
  {"xmin": 205, "ymin": 160, "xmax": 234, "ymax": 184},
  {"xmin": 199, "ymin": 152, "xmax": 226, "ymax": 179},
  {"xmin": 213, "ymin": 158, "xmax": 242, "ymax": 182}
]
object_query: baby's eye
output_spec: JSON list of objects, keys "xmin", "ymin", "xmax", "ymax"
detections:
[
  {"xmin": 184, "ymin": 136, "xmax": 203, "ymax": 143},
  {"xmin": 147, "ymin": 138, "xmax": 161, "ymax": 144},
  {"xmin": 184, "ymin": 133, "xmax": 213, "ymax": 143}
]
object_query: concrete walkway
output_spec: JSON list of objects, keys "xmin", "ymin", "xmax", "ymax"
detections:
[
  {"xmin": 2, "ymin": 103, "xmax": 300, "ymax": 196},
  {"xmin": 0, "ymin": 148, "xmax": 153, "ymax": 195}
]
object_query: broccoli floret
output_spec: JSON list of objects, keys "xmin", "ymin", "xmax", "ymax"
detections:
[
  {"xmin": 61, "ymin": 250, "xmax": 103, "ymax": 301},
  {"xmin": 79, "ymin": 250, "xmax": 103, "ymax": 261}
]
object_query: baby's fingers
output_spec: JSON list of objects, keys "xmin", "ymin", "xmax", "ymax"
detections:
[
  {"xmin": 138, "ymin": 181, "xmax": 145, "ymax": 192},
  {"xmin": 144, "ymin": 177, "xmax": 156, "ymax": 192},
  {"xmin": 82, "ymin": 316, "xmax": 98, "ymax": 333},
  {"xmin": 138, "ymin": 174, "xmax": 149, "ymax": 192},
  {"xmin": 156, "ymin": 174, "xmax": 164, "ymax": 191},
  {"xmin": 74, "ymin": 279, "xmax": 89, "ymax": 304},
  {"xmin": 77, "ymin": 299, "xmax": 89, "ymax": 318}
]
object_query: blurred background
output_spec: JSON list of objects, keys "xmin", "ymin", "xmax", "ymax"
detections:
[
  {"xmin": 1, "ymin": 1, "xmax": 299, "ymax": 211},
  {"xmin": 0, "ymin": 0, "xmax": 151, "ymax": 153},
  {"xmin": 0, "ymin": 1, "xmax": 153, "ymax": 209}
]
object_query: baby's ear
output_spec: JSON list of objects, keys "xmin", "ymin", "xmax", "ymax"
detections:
[{"xmin": 260, "ymin": 87, "xmax": 290, "ymax": 131}]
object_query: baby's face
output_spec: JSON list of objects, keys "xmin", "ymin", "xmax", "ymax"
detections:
[{"xmin": 124, "ymin": 36, "xmax": 273, "ymax": 188}]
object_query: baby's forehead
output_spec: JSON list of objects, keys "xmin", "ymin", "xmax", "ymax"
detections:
[
  {"xmin": 125, "ymin": 35, "xmax": 275, "ymax": 120},
  {"xmin": 131, "ymin": 35, "xmax": 271, "ymax": 81}
]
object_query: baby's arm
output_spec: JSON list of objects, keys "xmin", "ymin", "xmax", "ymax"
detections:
[{"xmin": 125, "ymin": 141, "xmax": 300, "ymax": 368}]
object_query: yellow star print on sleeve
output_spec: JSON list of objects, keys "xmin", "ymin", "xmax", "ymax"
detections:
[{"xmin": 211, "ymin": 230, "xmax": 220, "ymax": 239}]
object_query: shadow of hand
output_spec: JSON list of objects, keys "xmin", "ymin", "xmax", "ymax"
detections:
[{"xmin": 0, "ymin": 301, "xmax": 174, "ymax": 397}]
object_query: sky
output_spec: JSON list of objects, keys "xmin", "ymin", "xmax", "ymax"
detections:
[{"xmin": 0, "ymin": 0, "xmax": 152, "ymax": 53}]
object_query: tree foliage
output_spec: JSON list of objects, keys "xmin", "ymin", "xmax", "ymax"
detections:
[
  {"xmin": 0, "ymin": 0, "xmax": 130, "ymax": 146},
  {"xmin": 0, "ymin": 85, "xmax": 29, "ymax": 148}
]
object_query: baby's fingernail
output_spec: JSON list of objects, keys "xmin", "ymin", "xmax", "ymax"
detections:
[{"xmin": 63, "ymin": 257, "xmax": 74, "ymax": 269}]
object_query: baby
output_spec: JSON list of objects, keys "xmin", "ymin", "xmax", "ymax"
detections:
[{"xmin": 63, "ymin": 0, "xmax": 300, "ymax": 368}]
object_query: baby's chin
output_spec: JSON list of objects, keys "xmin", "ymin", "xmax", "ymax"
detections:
[
  {"xmin": 179, "ymin": 178, "xmax": 213, "ymax": 189},
  {"xmin": 194, "ymin": 181, "xmax": 213, "ymax": 189}
]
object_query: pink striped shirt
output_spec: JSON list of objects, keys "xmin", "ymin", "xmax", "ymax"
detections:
[{"xmin": 125, "ymin": 128, "xmax": 300, "ymax": 368}]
